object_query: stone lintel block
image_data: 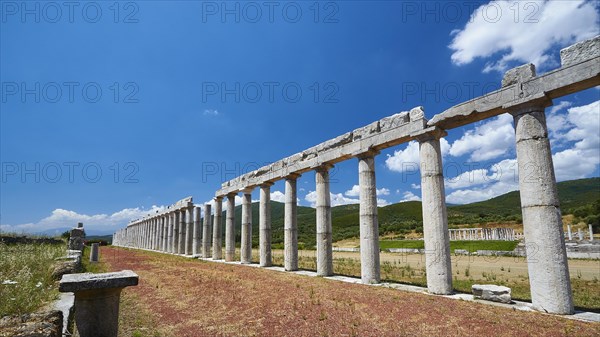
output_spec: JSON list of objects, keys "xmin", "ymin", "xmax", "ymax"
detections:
[
  {"xmin": 502, "ymin": 63, "xmax": 536, "ymax": 87},
  {"xmin": 472, "ymin": 284, "xmax": 512, "ymax": 303},
  {"xmin": 560, "ymin": 35, "xmax": 600, "ymax": 67},
  {"xmin": 59, "ymin": 270, "xmax": 139, "ymax": 293}
]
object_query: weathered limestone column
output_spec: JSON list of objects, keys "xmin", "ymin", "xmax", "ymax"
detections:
[
  {"xmin": 213, "ymin": 197, "xmax": 223, "ymax": 260},
  {"xmin": 259, "ymin": 183, "xmax": 273, "ymax": 267},
  {"xmin": 174, "ymin": 211, "xmax": 181, "ymax": 254},
  {"xmin": 357, "ymin": 151, "xmax": 381, "ymax": 284},
  {"xmin": 59, "ymin": 270, "xmax": 138, "ymax": 337},
  {"xmin": 509, "ymin": 93, "xmax": 573, "ymax": 314},
  {"xmin": 315, "ymin": 164, "xmax": 334, "ymax": 277},
  {"xmin": 241, "ymin": 189, "xmax": 253, "ymax": 264},
  {"xmin": 180, "ymin": 209, "xmax": 188, "ymax": 254},
  {"xmin": 567, "ymin": 224, "xmax": 573, "ymax": 240},
  {"xmin": 202, "ymin": 203, "xmax": 212, "ymax": 258},
  {"xmin": 167, "ymin": 213, "xmax": 174, "ymax": 253},
  {"xmin": 162, "ymin": 216, "xmax": 168, "ymax": 252},
  {"xmin": 284, "ymin": 174, "xmax": 300, "ymax": 271},
  {"xmin": 193, "ymin": 206, "xmax": 201, "ymax": 256},
  {"xmin": 417, "ymin": 130, "xmax": 453, "ymax": 295},
  {"xmin": 225, "ymin": 193, "xmax": 237, "ymax": 262},
  {"xmin": 89, "ymin": 243, "xmax": 99, "ymax": 263},
  {"xmin": 578, "ymin": 229, "xmax": 584, "ymax": 241},
  {"xmin": 185, "ymin": 208, "xmax": 193, "ymax": 255},
  {"xmin": 589, "ymin": 224, "xmax": 594, "ymax": 241}
]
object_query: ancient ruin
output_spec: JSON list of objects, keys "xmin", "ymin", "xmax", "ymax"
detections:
[{"xmin": 113, "ymin": 35, "xmax": 600, "ymax": 315}]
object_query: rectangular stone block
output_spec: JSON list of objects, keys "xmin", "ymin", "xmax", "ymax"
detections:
[{"xmin": 472, "ymin": 284, "xmax": 511, "ymax": 304}]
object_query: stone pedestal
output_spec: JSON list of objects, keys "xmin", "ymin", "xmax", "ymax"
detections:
[
  {"xmin": 418, "ymin": 131, "xmax": 453, "ymax": 295},
  {"xmin": 225, "ymin": 193, "xmax": 236, "ymax": 262},
  {"xmin": 213, "ymin": 197, "xmax": 223, "ymax": 260},
  {"xmin": 68, "ymin": 226, "xmax": 86, "ymax": 251},
  {"xmin": 358, "ymin": 152, "xmax": 380, "ymax": 284},
  {"xmin": 512, "ymin": 103, "xmax": 574, "ymax": 314},
  {"xmin": 284, "ymin": 175, "xmax": 299, "ymax": 271},
  {"xmin": 315, "ymin": 165, "xmax": 333, "ymax": 277},
  {"xmin": 89, "ymin": 243, "xmax": 99, "ymax": 263},
  {"xmin": 259, "ymin": 183, "xmax": 273, "ymax": 267},
  {"xmin": 59, "ymin": 270, "xmax": 138, "ymax": 337},
  {"xmin": 241, "ymin": 190, "xmax": 253, "ymax": 264}
]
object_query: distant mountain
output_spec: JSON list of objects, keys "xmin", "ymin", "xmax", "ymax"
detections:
[{"xmin": 225, "ymin": 177, "xmax": 599, "ymax": 247}]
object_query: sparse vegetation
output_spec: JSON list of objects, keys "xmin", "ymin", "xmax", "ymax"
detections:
[{"xmin": 0, "ymin": 239, "xmax": 65, "ymax": 316}]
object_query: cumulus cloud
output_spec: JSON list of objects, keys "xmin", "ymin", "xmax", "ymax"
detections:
[
  {"xmin": 270, "ymin": 191, "xmax": 286, "ymax": 203},
  {"xmin": 399, "ymin": 191, "xmax": 421, "ymax": 202},
  {"xmin": 203, "ymin": 109, "xmax": 219, "ymax": 116},
  {"xmin": 448, "ymin": 113, "xmax": 515, "ymax": 161},
  {"xmin": 449, "ymin": 0, "xmax": 599, "ymax": 73},
  {"xmin": 344, "ymin": 185, "xmax": 390, "ymax": 197},
  {"xmin": 385, "ymin": 139, "xmax": 450, "ymax": 172},
  {"xmin": 305, "ymin": 191, "xmax": 389, "ymax": 207},
  {"xmin": 0, "ymin": 205, "xmax": 167, "ymax": 235}
]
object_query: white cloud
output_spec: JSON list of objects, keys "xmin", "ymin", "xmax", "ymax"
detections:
[
  {"xmin": 345, "ymin": 185, "xmax": 390, "ymax": 197},
  {"xmin": 203, "ymin": 109, "xmax": 219, "ymax": 116},
  {"xmin": 270, "ymin": 191, "xmax": 286, "ymax": 203},
  {"xmin": 399, "ymin": 191, "xmax": 421, "ymax": 202},
  {"xmin": 449, "ymin": 0, "xmax": 599, "ymax": 73},
  {"xmin": 448, "ymin": 113, "xmax": 515, "ymax": 161},
  {"xmin": 385, "ymin": 139, "xmax": 450, "ymax": 172},
  {"xmin": 305, "ymin": 190, "xmax": 388, "ymax": 207},
  {"xmin": 411, "ymin": 183, "xmax": 421, "ymax": 190},
  {"xmin": 0, "ymin": 205, "xmax": 167, "ymax": 235}
]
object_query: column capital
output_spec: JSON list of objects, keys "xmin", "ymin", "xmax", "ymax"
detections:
[
  {"xmin": 241, "ymin": 187, "xmax": 254, "ymax": 194},
  {"xmin": 214, "ymin": 195, "xmax": 224, "ymax": 201},
  {"xmin": 505, "ymin": 94, "xmax": 553, "ymax": 116},
  {"xmin": 355, "ymin": 148, "xmax": 380, "ymax": 159},
  {"xmin": 285, "ymin": 173, "xmax": 301, "ymax": 180},
  {"xmin": 314, "ymin": 163, "xmax": 334, "ymax": 172},
  {"xmin": 412, "ymin": 126, "xmax": 447, "ymax": 143},
  {"xmin": 226, "ymin": 192, "xmax": 237, "ymax": 199},
  {"xmin": 260, "ymin": 181, "xmax": 274, "ymax": 188}
]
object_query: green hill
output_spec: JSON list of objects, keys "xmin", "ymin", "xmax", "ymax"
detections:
[{"xmin": 218, "ymin": 177, "xmax": 599, "ymax": 248}]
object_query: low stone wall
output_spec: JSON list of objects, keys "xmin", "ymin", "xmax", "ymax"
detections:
[{"xmin": 0, "ymin": 311, "xmax": 63, "ymax": 337}]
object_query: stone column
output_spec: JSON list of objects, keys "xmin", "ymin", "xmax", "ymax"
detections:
[
  {"xmin": 162, "ymin": 216, "xmax": 168, "ymax": 252},
  {"xmin": 193, "ymin": 206, "xmax": 201, "ymax": 256},
  {"xmin": 284, "ymin": 174, "xmax": 300, "ymax": 271},
  {"xmin": 418, "ymin": 130, "xmax": 453, "ymax": 295},
  {"xmin": 315, "ymin": 164, "xmax": 333, "ymax": 277},
  {"xmin": 578, "ymin": 229, "xmax": 584, "ymax": 241},
  {"xmin": 358, "ymin": 151, "xmax": 380, "ymax": 284},
  {"xmin": 185, "ymin": 208, "xmax": 193, "ymax": 255},
  {"xmin": 167, "ymin": 213, "xmax": 174, "ymax": 253},
  {"xmin": 180, "ymin": 209, "xmax": 188, "ymax": 254},
  {"xmin": 225, "ymin": 193, "xmax": 237, "ymax": 262},
  {"xmin": 241, "ymin": 189, "xmax": 253, "ymax": 264},
  {"xmin": 589, "ymin": 224, "xmax": 594, "ymax": 241},
  {"xmin": 203, "ymin": 203, "xmax": 212, "ymax": 258},
  {"xmin": 511, "ymin": 99, "xmax": 573, "ymax": 314},
  {"xmin": 259, "ymin": 183, "xmax": 273, "ymax": 267},
  {"xmin": 567, "ymin": 224, "xmax": 572, "ymax": 240},
  {"xmin": 174, "ymin": 211, "xmax": 181, "ymax": 254},
  {"xmin": 59, "ymin": 270, "xmax": 138, "ymax": 337},
  {"xmin": 213, "ymin": 197, "xmax": 223, "ymax": 260},
  {"xmin": 90, "ymin": 243, "xmax": 99, "ymax": 263}
]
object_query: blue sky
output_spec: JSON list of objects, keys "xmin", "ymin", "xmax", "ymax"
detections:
[{"xmin": 1, "ymin": 0, "xmax": 599, "ymax": 235}]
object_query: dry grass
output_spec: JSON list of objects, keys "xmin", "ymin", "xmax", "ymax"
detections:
[{"xmin": 102, "ymin": 246, "xmax": 600, "ymax": 337}]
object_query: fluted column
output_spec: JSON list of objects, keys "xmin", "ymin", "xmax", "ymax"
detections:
[
  {"xmin": 193, "ymin": 206, "xmax": 201, "ymax": 256},
  {"xmin": 315, "ymin": 164, "xmax": 333, "ymax": 276},
  {"xmin": 203, "ymin": 203, "xmax": 212, "ymax": 258},
  {"xmin": 284, "ymin": 174, "xmax": 300, "ymax": 271},
  {"xmin": 174, "ymin": 211, "xmax": 181, "ymax": 254},
  {"xmin": 213, "ymin": 197, "xmax": 223, "ymax": 260},
  {"xmin": 511, "ymin": 101, "xmax": 573, "ymax": 314},
  {"xmin": 241, "ymin": 189, "xmax": 253, "ymax": 264},
  {"xmin": 259, "ymin": 183, "xmax": 273, "ymax": 267},
  {"xmin": 167, "ymin": 213, "xmax": 174, "ymax": 253},
  {"xmin": 225, "ymin": 193, "xmax": 237, "ymax": 262},
  {"xmin": 358, "ymin": 151, "xmax": 380, "ymax": 284},
  {"xmin": 418, "ymin": 129, "xmax": 453, "ymax": 295}
]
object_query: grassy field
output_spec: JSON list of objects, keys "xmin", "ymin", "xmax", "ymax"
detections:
[
  {"xmin": 0, "ymin": 241, "xmax": 65, "ymax": 316},
  {"xmin": 379, "ymin": 240, "xmax": 520, "ymax": 252},
  {"xmin": 267, "ymin": 250, "xmax": 600, "ymax": 312}
]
